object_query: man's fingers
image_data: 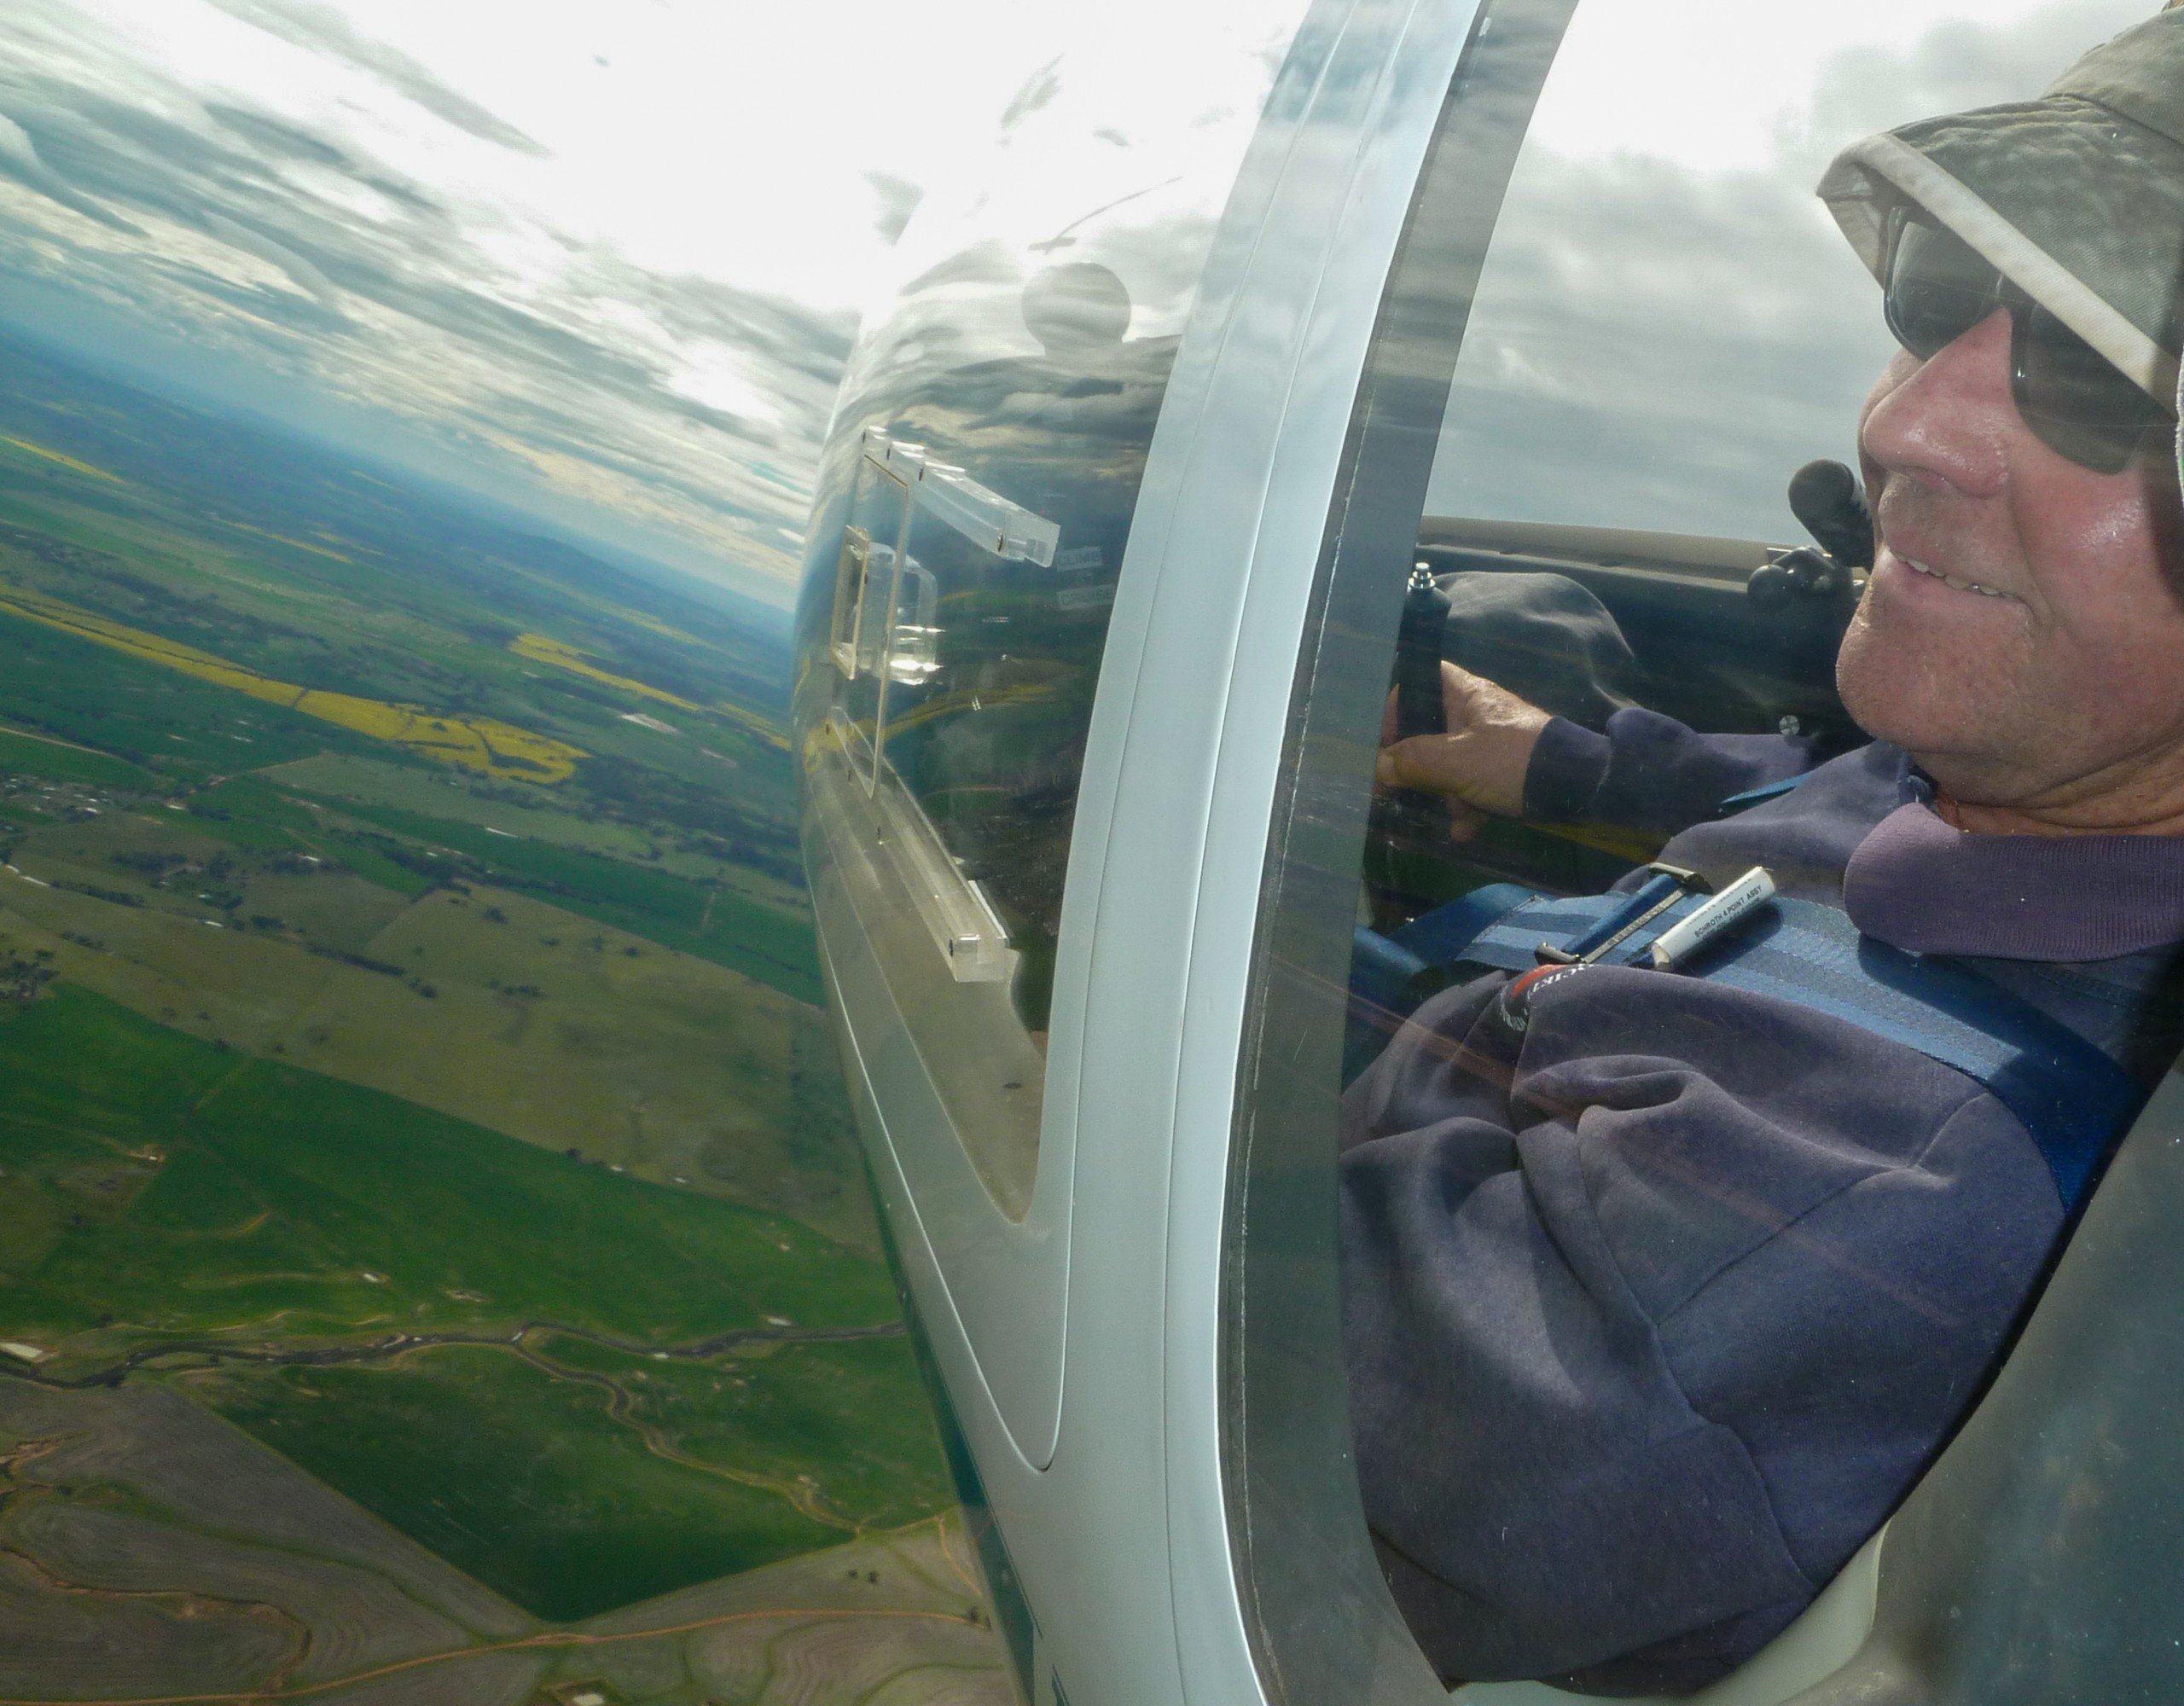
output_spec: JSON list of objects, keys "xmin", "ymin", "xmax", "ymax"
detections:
[
  {"xmin": 1372, "ymin": 743, "xmax": 1488, "ymax": 837},
  {"xmin": 1375, "ymin": 741, "xmax": 1432, "ymax": 793},
  {"xmin": 1377, "ymin": 734, "xmax": 1472, "ymax": 799},
  {"xmin": 1377, "ymin": 669, "xmax": 1547, "ymax": 818},
  {"xmin": 1445, "ymin": 798, "xmax": 1488, "ymax": 843}
]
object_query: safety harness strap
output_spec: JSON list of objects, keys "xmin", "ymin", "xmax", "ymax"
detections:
[{"xmin": 1372, "ymin": 889, "xmax": 2142, "ymax": 1212}]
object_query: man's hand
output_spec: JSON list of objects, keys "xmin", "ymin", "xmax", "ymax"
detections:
[{"xmin": 1378, "ymin": 661, "xmax": 1551, "ymax": 842}]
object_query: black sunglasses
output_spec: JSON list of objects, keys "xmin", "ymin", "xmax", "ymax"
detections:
[{"xmin": 1881, "ymin": 206, "xmax": 2169, "ymax": 475}]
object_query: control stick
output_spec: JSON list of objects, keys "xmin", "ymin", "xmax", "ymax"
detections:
[{"xmin": 1395, "ymin": 565, "xmax": 1452, "ymax": 740}]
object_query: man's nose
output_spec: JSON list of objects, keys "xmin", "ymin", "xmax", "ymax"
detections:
[{"xmin": 1859, "ymin": 307, "xmax": 2016, "ymax": 498}]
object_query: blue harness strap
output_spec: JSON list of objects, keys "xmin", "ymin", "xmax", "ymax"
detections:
[
  {"xmin": 1346, "ymin": 884, "xmax": 1542, "ymax": 1084},
  {"xmin": 1358, "ymin": 888, "xmax": 2144, "ymax": 1211},
  {"xmin": 1715, "ymin": 775, "xmax": 1809, "ymax": 815}
]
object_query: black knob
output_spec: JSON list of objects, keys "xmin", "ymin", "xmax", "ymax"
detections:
[
  {"xmin": 1747, "ymin": 561, "xmax": 1794, "ymax": 610},
  {"xmin": 1788, "ymin": 459, "xmax": 1874, "ymax": 571}
]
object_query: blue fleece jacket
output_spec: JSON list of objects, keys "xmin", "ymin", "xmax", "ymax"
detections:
[{"xmin": 1341, "ymin": 715, "xmax": 2184, "ymax": 1694}]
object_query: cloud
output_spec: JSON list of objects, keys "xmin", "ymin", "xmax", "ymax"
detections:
[
  {"xmin": 198, "ymin": 209, "xmax": 344, "ymax": 309},
  {"xmin": 200, "ymin": 0, "xmax": 549, "ymax": 156},
  {"xmin": 0, "ymin": 0, "xmax": 1294, "ymax": 610},
  {"xmin": 1798, "ymin": 3, "xmax": 2148, "ymax": 160},
  {"xmin": 201, "ymin": 100, "xmax": 354, "ymax": 171},
  {"xmin": 998, "ymin": 58, "xmax": 1061, "ymax": 135},
  {"xmin": 0, "ymin": 0, "xmax": 879, "ymax": 603},
  {"xmin": 0, "ymin": 109, "xmax": 140, "ymax": 230},
  {"xmin": 1426, "ymin": 0, "xmax": 2146, "ymax": 547},
  {"xmin": 865, "ymin": 171, "xmax": 921, "ymax": 244},
  {"xmin": 1429, "ymin": 148, "xmax": 1881, "ymax": 545}
]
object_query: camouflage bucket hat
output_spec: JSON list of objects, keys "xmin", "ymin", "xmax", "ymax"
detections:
[{"xmin": 1818, "ymin": 6, "xmax": 2184, "ymax": 417}]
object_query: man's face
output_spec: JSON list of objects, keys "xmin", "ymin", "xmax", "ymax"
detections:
[{"xmin": 1837, "ymin": 305, "xmax": 2184, "ymax": 817}]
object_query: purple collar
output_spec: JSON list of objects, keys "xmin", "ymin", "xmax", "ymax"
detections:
[{"xmin": 1845, "ymin": 797, "xmax": 2184, "ymax": 961}]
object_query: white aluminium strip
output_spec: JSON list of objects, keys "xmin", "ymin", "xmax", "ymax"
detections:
[
  {"xmin": 864, "ymin": 425, "xmax": 1060, "ymax": 564},
  {"xmin": 918, "ymin": 462, "xmax": 1061, "ymax": 566},
  {"xmin": 870, "ymin": 761, "xmax": 1015, "ymax": 984}
]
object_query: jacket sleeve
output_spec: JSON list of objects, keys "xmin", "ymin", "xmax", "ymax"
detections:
[
  {"xmin": 1338, "ymin": 966, "xmax": 2063, "ymax": 1693},
  {"xmin": 1522, "ymin": 707, "xmax": 1821, "ymax": 837}
]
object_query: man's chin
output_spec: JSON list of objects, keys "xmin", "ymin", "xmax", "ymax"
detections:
[{"xmin": 1836, "ymin": 627, "xmax": 2006, "ymax": 763}]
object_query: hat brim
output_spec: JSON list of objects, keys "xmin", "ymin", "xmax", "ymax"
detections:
[{"xmin": 1821, "ymin": 97, "xmax": 2184, "ymax": 414}]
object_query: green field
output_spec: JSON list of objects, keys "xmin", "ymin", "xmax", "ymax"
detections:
[
  {"xmin": 288, "ymin": 789, "xmax": 823, "ymax": 1003},
  {"xmin": 169, "ymin": 775, "xmax": 448, "ymax": 897},
  {"xmin": 0, "ymin": 601, "xmax": 387, "ymax": 780},
  {"xmin": 202, "ymin": 1349, "xmax": 847, "ymax": 1622},
  {"xmin": 0, "ymin": 987, "xmax": 948, "ymax": 1619},
  {"xmin": 531, "ymin": 1331, "xmax": 955, "ymax": 1532},
  {"xmin": 263, "ymin": 750, "xmax": 812, "ymax": 920},
  {"xmin": 0, "ymin": 986, "xmax": 896, "ymax": 1361},
  {"xmin": 0, "ymin": 565, "xmax": 819, "ymax": 1000},
  {"xmin": 0, "ymin": 332, "xmax": 963, "ymax": 1668},
  {"xmin": 0, "ymin": 824, "xmax": 867, "ymax": 1247},
  {"xmin": 0, "ymin": 725, "xmax": 159, "ymax": 791}
]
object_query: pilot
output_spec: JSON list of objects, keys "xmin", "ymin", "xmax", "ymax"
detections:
[{"xmin": 1344, "ymin": 10, "xmax": 2184, "ymax": 1694}]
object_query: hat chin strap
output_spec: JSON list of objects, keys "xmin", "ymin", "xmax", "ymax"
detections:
[{"xmin": 1833, "ymin": 133, "xmax": 2181, "ymax": 414}]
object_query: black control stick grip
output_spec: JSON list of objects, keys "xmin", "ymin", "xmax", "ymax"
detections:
[
  {"xmin": 1787, "ymin": 459, "xmax": 1874, "ymax": 571},
  {"xmin": 1395, "ymin": 566, "xmax": 1451, "ymax": 740}
]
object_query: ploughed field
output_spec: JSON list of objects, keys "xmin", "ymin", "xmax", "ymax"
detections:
[{"xmin": 0, "ymin": 340, "xmax": 990, "ymax": 1703}]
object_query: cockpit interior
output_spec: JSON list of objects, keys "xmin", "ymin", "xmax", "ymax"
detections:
[{"xmin": 793, "ymin": 0, "xmax": 2184, "ymax": 1702}]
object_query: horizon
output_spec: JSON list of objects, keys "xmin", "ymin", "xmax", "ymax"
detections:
[{"xmin": 0, "ymin": 1, "xmax": 1050, "ymax": 615}]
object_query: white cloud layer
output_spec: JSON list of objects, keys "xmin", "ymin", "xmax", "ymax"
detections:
[
  {"xmin": 1429, "ymin": 0, "xmax": 2153, "ymax": 543},
  {"xmin": 0, "ymin": 0, "xmax": 1055, "ymax": 606}
]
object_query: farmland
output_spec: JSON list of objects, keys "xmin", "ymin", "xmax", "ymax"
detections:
[
  {"xmin": 0, "ymin": 328, "xmax": 982, "ymax": 1701},
  {"xmin": 0, "ymin": 1378, "xmax": 1008, "ymax": 1706},
  {"xmin": 0, "ymin": 989, "xmax": 895, "ymax": 1355},
  {"xmin": 0, "ymin": 582, "xmax": 590, "ymax": 782},
  {"xmin": 0, "ymin": 984, "xmax": 948, "ymax": 1612}
]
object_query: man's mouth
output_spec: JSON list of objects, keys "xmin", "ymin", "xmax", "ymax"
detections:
[{"xmin": 1897, "ymin": 554, "xmax": 2016, "ymax": 601}]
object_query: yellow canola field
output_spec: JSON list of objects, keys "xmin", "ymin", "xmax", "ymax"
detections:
[
  {"xmin": 510, "ymin": 631, "xmax": 791, "ymax": 751},
  {"xmin": 0, "ymin": 585, "xmax": 585, "ymax": 783},
  {"xmin": 511, "ymin": 630, "xmax": 700, "ymax": 711},
  {"xmin": 0, "ymin": 435, "xmax": 125, "ymax": 485},
  {"xmin": 221, "ymin": 518, "xmax": 354, "ymax": 564}
]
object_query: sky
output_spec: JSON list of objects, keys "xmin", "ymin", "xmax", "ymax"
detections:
[
  {"xmin": 1427, "ymin": 0, "xmax": 2153, "ymax": 543},
  {"xmin": 0, "ymin": 0, "xmax": 2153, "ymax": 613},
  {"xmin": 0, "ymin": 0, "xmax": 1054, "ymax": 609}
]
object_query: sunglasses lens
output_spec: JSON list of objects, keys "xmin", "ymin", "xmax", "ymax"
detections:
[
  {"xmin": 1884, "ymin": 218, "xmax": 2001, "ymax": 359},
  {"xmin": 2014, "ymin": 305, "xmax": 2168, "ymax": 474},
  {"xmin": 1885, "ymin": 210, "xmax": 2169, "ymax": 474}
]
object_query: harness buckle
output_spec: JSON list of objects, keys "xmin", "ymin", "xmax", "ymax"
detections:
[{"xmin": 1534, "ymin": 862, "xmax": 1711, "ymax": 967}]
